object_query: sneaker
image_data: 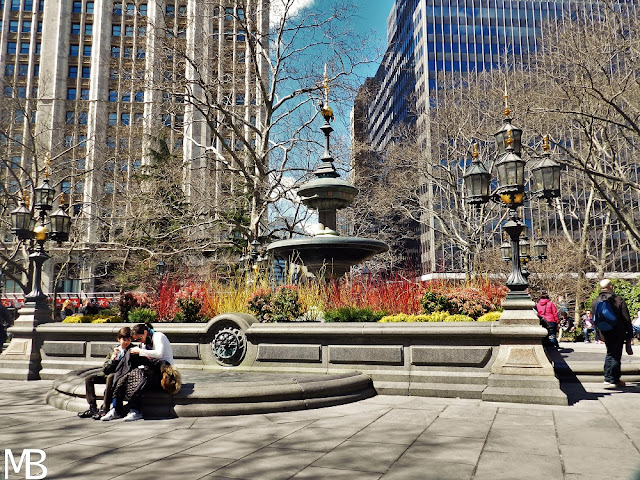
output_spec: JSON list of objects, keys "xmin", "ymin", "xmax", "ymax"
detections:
[
  {"xmin": 123, "ymin": 410, "xmax": 143, "ymax": 422},
  {"xmin": 101, "ymin": 408, "xmax": 122, "ymax": 421},
  {"xmin": 604, "ymin": 381, "xmax": 626, "ymax": 388},
  {"xmin": 92, "ymin": 409, "xmax": 106, "ymax": 420},
  {"xmin": 78, "ymin": 407, "xmax": 98, "ymax": 418}
]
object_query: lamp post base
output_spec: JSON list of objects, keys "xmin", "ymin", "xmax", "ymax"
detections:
[{"xmin": 0, "ymin": 298, "xmax": 52, "ymax": 380}]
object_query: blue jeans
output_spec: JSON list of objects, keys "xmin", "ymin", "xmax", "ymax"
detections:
[
  {"xmin": 584, "ymin": 328, "xmax": 595, "ymax": 342},
  {"xmin": 602, "ymin": 330, "xmax": 625, "ymax": 384},
  {"xmin": 547, "ymin": 322, "xmax": 559, "ymax": 347}
]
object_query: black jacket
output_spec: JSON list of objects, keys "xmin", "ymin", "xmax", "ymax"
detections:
[{"xmin": 592, "ymin": 292, "xmax": 633, "ymax": 339}]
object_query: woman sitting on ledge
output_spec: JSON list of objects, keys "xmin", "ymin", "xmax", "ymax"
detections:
[{"xmin": 101, "ymin": 322, "xmax": 174, "ymax": 422}]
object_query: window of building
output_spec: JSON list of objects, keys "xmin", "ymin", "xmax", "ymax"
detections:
[
  {"xmin": 138, "ymin": 26, "xmax": 146, "ymax": 36},
  {"xmin": 24, "ymin": 0, "xmax": 33, "ymax": 11},
  {"xmin": 134, "ymin": 112, "xmax": 143, "ymax": 123},
  {"xmin": 71, "ymin": 23, "xmax": 81, "ymax": 35},
  {"xmin": 66, "ymin": 111, "xmax": 75, "ymax": 124},
  {"xmin": 16, "ymin": 87, "xmax": 26, "ymax": 98},
  {"xmin": 20, "ymin": 42, "xmax": 30, "ymax": 54},
  {"xmin": 139, "ymin": 3, "xmax": 147, "ymax": 16},
  {"xmin": 225, "ymin": 7, "xmax": 233, "ymax": 20},
  {"xmin": 37, "ymin": 21, "xmax": 42, "ymax": 33},
  {"xmin": 78, "ymin": 135, "xmax": 86, "ymax": 147},
  {"xmin": 123, "ymin": 47, "xmax": 132, "ymax": 58},
  {"xmin": 78, "ymin": 111, "xmax": 88, "ymax": 124},
  {"xmin": 136, "ymin": 48, "xmax": 145, "ymax": 59},
  {"xmin": 106, "ymin": 137, "xmax": 115, "ymax": 148},
  {"xmin": 18, "ymin": 64, "xmax": 28, "ymax": 76},
  {"xmin": 108, "ymin": 113, "xmax": 117, "ymax": 125},
  {"xmin": 35, "ymin": 43, "xmax": 40, "ymax": 55},
  {"xmin": 237, "ymin": 30, "xmax": 245, "ymax": 42},
  {"xmin": 121, "ymin": 92, "xmax": 130, "ymax": 102},
  {"xmin": 112, "ymin": 24, "xmax": 121, "ymax": 36},
  {"xmin": 64, "ymin": 135, "xmax": 73, "ymax": 147},
  {"xmin": 81, "ymin": 66, "xmax": 90, "ymax": 78},
  {"xmin": 72, "ymin": 1, "xmax": 82, "ymax": 13},
  {"xmin": 6, "ymin": 43, "xmax": 16, "ymax": 54},
  {"xmin": 121, "ymin": 113, "xmax": 130, "ymax": 125},
  {"xmin": 166, "ymin": 5, "xmax": 174, "ymax": 17},
  {"xmin": 80, "ymin": 88, "xmax": 89, "ymax": 100},
  {"xmin": 70, "ymin": 44, "xmax": 79, "ymax": 56},
  {"xmin": 134, "ymin": 91, "xmax": 143, "ymax": 102},
  {"xmin": 113, "ymin": 3, "xmax": 122, "ymax": 14},
  {"xmin": 235, "ymin": 93, "xmax": 244, "ymax": 105},
  {"xmin": 9, "ymin": 20, "xmax": 18, "ymax": 32},
  {"xmin": 86, "ymin": 2, "xmax": 94, "ymax": 13},
  {"xmin": 162, "ymin": 114, "xmax": 171, "ymax": 126},
  {"xmin": 33, "ymin": 65, "xmax": 38, "ymax": 76},
  {"xmin": 21, "ymin": 21, "xmax": 31, "ymax": 32},
  {"xmin": 178, "ymin": 5, "xmax": 186, "ymax": 16},
  {"xmin": 3, "ymin": 87, "xmax": 13, "ymax": 97},
  {"xmin": 5, "ymin": 64, "xmax": 14, "ymax": 76},
  {"xmin": 67, "ymin": 88, "xmax": 76, "ymax": 100},
  {"xmin": 84, "ymin": 24, "xmax": 92, "ymax": 35},
  {"xmin": 10, "ymin": 0, "xmax": 20, "ymax": 11},
  {"xmin": 77, "ymin": 158, "xmax": 86, "ymax": 169},
  {"xmin": 124, "ymin": 25, "xmax": 133, "ymax": 36},
  {"xmin": 109, "ymin": 90, "xmax": 117, "ymax": 101},
  {"xmin": 68, "ymin": 65, "xmax": 78, "ymax": 77},
  {"xmin": 126, "ymin": 3, "xmax": 134, "ymax": 15},
  {"xmin": 83, "ymin": 45, "xmax": 91, "ymax": 56},
  {"xmin": 237, "ymin": 8, "xmax": 244, "ymax": 20},
  {"xmin": 111, "ymin": 45, "xmax": 120, "ymax": 57}
]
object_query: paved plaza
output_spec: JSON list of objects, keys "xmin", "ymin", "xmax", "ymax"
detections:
[{"xmin": 1, "ymin": 342, "xmax": 640, "ymax": 480}]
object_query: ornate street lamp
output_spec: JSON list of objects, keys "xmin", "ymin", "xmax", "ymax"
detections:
[
  {"xmin": 11, "ymin": 199, "xmax": 33, "ymax": 240},
  {"xmin": 33, "ymin": 179, "xmax": 55, "ymax": 212},
  {"xmin": 462, "ymin": 98, "xmax": 561, "ymax": 292},
  {"xmin": 155, "ymin": 260, "xmax": 167, "ymax": 276},
  {"xmin": 533, "ymin": 237, "xmax": 548, "ymax": 261},
  {"xmin": 49, "ymin": 206, "xmax": 72, "ymax": 244}
]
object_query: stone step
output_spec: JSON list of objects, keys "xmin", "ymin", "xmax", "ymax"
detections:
[
  {"xmin": 375, "ymin": 381, "xmax": 485, "ymax": 399},
  {"xmin": 368, "ymin": 369, "xmax": 489, "ymax": 385},
  {"xmin": 488, "ymin": 374, "xmax": 561, "ymax": 389},
  {"xmin": 482, "ymin": 386, "xmax": 568, "ymax": 405}
]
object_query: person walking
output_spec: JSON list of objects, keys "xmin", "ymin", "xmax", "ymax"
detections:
[
  {"xmin": 536, "ymin": 292, "xmax": 560, "ymax": 348},
  {"xmin": 591, "ymin": 279, "xmax": 634, "ymax": 388}
]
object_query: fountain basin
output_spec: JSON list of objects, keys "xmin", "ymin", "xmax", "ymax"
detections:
[
  {"xmin": 298, "ymin": 178, "xmax": 358, "ymax": 211},
  {"xmin": 267, "ymin": 235, "xmax": 389, "ymax": 277}
]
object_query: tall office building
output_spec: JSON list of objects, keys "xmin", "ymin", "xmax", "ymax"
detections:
[
  {"xmin": 354, "ymin": 0, "xmax": 640, "ymax": 275},
  {"xmin": 0, "ymin": 0, "xmax": 268, "ymax": 295}
]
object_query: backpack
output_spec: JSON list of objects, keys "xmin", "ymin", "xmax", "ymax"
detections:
[{"xmin": 594, "ymin": 298, "xmax": 618, "ymax": 332}]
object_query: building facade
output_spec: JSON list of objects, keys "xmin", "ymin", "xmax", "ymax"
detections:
[
  {"xmin": 354, "ymin": 0, "xmax": 640, "ymax": 275},
  {"xmin": 0, "ymin": 0, "xmax": 268, "ymax": 297}
]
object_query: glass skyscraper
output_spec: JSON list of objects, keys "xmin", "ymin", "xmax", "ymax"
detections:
[{"xmin": 354, "ymin": 0, "xmax": 640, "ymax": 275}]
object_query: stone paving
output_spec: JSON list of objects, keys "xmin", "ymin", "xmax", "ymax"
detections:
[{"xmin": 2, "ymin": 342, "xmax": 640, "ymax": 479}]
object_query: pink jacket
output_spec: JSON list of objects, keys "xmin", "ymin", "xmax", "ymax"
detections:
[{"xmin": 536, "ymin": 298, "xmax": 559, "ymax": 324}]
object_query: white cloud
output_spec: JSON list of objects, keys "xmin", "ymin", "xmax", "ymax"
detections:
[{"xmin": 270, "ymin": 0, "xmax": 315, "ymax": 27}]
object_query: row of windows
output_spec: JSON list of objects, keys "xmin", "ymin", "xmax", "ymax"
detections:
[
  {"xmin": 70, "ymin": 44, "xmax": 92, "ymax": 56},
  {"xmin": 7, "ymin": 0, "xmax": 43, "ymax": 12},
  {"xmin": 6, "ymin": 42, "xmax": 41, "ymax": 55},
  {"xmin": 112, "ymin": 24, "xmax": 146, "ymax": 37},
  {"xmin": 113, "ymin": 3, "xmax": 147, "ymax": 16},
  {"xmin": 213, "ymin": 6, "xmax": 245, "ymax": 21},
  {"xmin": 111, "ymin": 46, "xmax": 145, "ymax": 59},
  {"xmin": 72, "ymin": 1, "xmax": 93, "ymax": 13},
  {"xmin": 3, "ymin": 20, "xmax": 42, "ymax": 33},
  {"xmin": 68, "ymin": 65, "xmax": 90, "ymax": 78},
  {"xmin": 108, "ymin": 112, "xmax": 143, "ymax": 126},
  {"xmin": 108, "ymin": 90, "xmax": 144, "ymax": 102},
  {"xmin": 3, "ymin": 86, "xmax": 36, "ymax": 97},
  {"xmin": 4, "ymin": 64, "xmax": 38, "ymax": 77},
  {"xmin": 66, "ymin": 88, "xmax": 90, "ymax": 100},
  {"xmin": 71, "ymin": 23, "xmax": 93, "ymax": 35}
]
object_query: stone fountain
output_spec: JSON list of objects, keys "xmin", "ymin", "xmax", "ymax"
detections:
[{"xmin": 267, "ymin": 75, "xmax": 388, "ymax": 277}]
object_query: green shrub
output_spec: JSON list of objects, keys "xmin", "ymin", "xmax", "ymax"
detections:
[
  {"xmin": 324, "ymin": 307, "xmax": 387, "ymax": 323},
  {"xmin": 477, "ymin": 311, "xmax": 502, "ymax": 322},
  {"xmin": 420, "ymin": 291, "xmax": 453, "ymax": 314},
  {"xmin": 247, "ymin": 286, "xmax": 303, "ymax": 323},
  {"xmin": 128, "ymin": 307, "xmax": 158, "ymax": 324},
  {"xmin": 173, "ymin": 297, "xmax": 205, "ymax": 323}
]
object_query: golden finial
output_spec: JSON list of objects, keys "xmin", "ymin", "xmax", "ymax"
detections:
[
  {"xmin": 22, "ymin": 189, "xmax": 30, "ymax": 208},
  {"xmin": 472, "ymin": 143, "xmax": 479, "ymax": 158},
  {"xmin": 320, "ymin": 64, "xmax": 334, "ymax": 122},
  {"xmin": 505, "ymin": 129, "xmax": 514, "ymax": 148},
  {"xmin": 43, "ymin": 152, "xmax": 51, "ymax": 179},
  {"xmin": 542, "ymin": 134, "xmax": 550, "ymax": 152},
  {"xmin": 503, "ymin": 80, "xmax": 511, "ymax": 118}
]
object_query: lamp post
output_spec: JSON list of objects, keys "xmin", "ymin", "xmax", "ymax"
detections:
[
  {"xmin": 155, "ymin": 260, "xmax": 167, "ymax": 277},
  {"xmin": 463, "ymin": 109, "xmax": 561, "ymax": 293},
  {"xmin": 1, "ymin": 163, "xmax": 72, "ymax": 380}
]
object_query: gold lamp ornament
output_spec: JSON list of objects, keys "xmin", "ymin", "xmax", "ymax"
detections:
[{"xmin": 320, "ymin": 64, "xmax": 334, "ymax": 122}]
